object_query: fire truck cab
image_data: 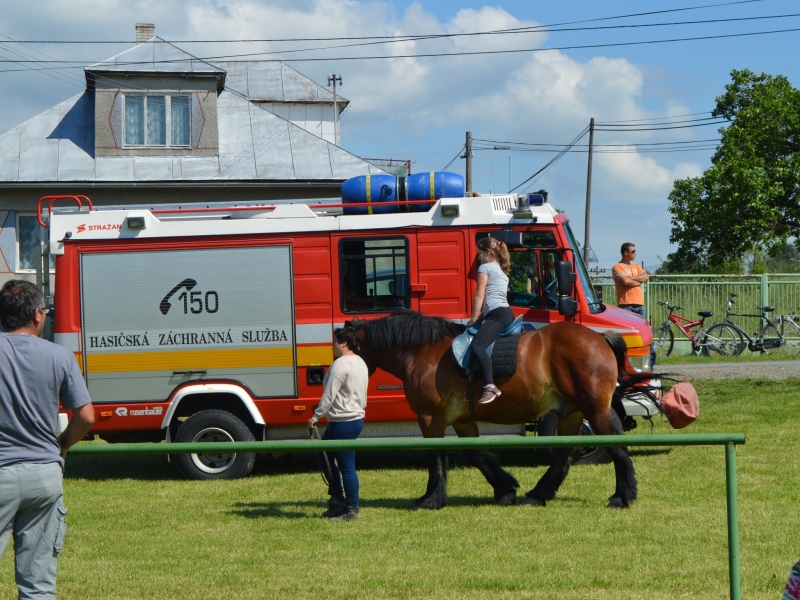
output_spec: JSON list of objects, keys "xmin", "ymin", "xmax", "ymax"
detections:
[{"xmin": 41, "ymin": 189, "xmax": 656, "ymax": 479}]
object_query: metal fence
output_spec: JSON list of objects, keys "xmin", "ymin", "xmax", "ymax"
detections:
[
  {"xmin": 594, "ymin": 274, "xmax": 800, "ymax": 335},
  {"xmin": 69, "ymin": 433, "xmax": 746, "ymax": 600}
]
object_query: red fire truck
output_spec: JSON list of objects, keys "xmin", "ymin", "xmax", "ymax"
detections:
[{"xmin": 40, "ymin": 181, "xmax": 656, "ymax": 479}]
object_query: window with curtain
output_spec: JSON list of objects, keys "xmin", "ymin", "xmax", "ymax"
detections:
[
  {"xmin": 146, "ymin": 95, "xmax": 166, "ymax": 145},
  {"xmin": 124, "ymin": 95, "xmax": 190, "ymax": 147},
  {"xmin": 125, "ymin": 96, "xmax": 144, "ymax": 145},
  {"xmin": 171, "ymin": 96, "xmax": 190, "ymax": 146}
]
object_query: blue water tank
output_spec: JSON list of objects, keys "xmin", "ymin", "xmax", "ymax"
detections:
[
  {"xmin": 406, "ymin": 171, "xmax": 465, "ymax": 212},
  {"xmin": 341, "ymin": 171, "xmax": 465, "ymax": 214},
  {"xmin": 341, "ymin": 174, "xmax": 399, "ymax": 215}
]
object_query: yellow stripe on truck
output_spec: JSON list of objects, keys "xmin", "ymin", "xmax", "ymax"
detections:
[
  {"xmin": 87, "ymin": 347, "xmax": 293, "ymax": 373},
  {"xmin": 621, "ymin": 334, "xmax": 644, "ymax": 348},
  {"xmin": 297, "ymin": 345, "xmax": 333, "ymax": 366}
]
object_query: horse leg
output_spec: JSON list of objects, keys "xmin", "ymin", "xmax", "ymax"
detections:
[
  {"xmin": 586, "ymin": 408, "xmax": 638, "ymax": 509},
  {"xmin": 522, "ymin": 412, "xmax": 581, "ymax": 507},
  {"xmin": 415, "ymin": 415, "xmax": 449, "ymax": 510},
  {"xmin": 451, "ymin": 421, "xmax": 519, "ymax": 506}
]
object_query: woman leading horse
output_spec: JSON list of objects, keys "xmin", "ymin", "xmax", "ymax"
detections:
[{"xmin": 349, "ymin": 311, "xmax": 651, "ymax": 510}]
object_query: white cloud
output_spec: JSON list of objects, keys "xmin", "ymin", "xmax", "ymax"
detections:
[{"xmin": 0, "ymin": 0, "xmax": 716, "ymax": 267}]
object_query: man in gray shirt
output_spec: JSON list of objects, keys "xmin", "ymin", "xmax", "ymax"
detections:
[{"xmin": 0, "ymin": 280, "xmax": 94, "ymax": 599}]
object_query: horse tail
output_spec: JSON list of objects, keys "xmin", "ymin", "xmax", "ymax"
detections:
[
  {"xmin": 603, "ymin": 331, "xmax": 627, "ymax": 380},
  {"xmin": 604, "ymin": 331, "xmax": 667, "ymax": 413}
]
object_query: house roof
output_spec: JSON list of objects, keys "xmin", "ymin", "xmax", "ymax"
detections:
[
  {"xmin": 0, "ymin": 91, "xmax": 382, "ymax": 185},
  {"xmin": 85, "ymin": 37, "xmax": 226, "ymax": 90},
  {"xmin": 0, "ymin": 40, "xmax": 379, "ymax": 186},
  {"xmin": 212, "ymin": 61, "xmax": 349, "ymax": 108}
]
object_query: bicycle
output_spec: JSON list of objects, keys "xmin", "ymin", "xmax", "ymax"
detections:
[
  {"xmin": 652, "ymin": 301, "xmax": 715, "ymax": 356},
  {"xmin": 709, "ymin": 293, "xmax": 800, "ymax": 355}
]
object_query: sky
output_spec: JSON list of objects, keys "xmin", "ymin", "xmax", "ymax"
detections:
[{"xmin": 1, "ymin": 0, "xmax": 798, "ymax": 270}]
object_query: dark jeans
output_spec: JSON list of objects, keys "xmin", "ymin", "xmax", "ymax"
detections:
[
  {"xmin": 471, "ymin": 306, "xmax": 515, "ymax": 385},
  {"xmin": 619, "ymin": 304, "xmax": 656, "ymax": 366},
  {"xmin": 317, "ymin": 418, "xmax": 364, "ymax": 508},
  {"xmin": 619, "ymin": 304, "xmax": 644, "ymax": 316}
]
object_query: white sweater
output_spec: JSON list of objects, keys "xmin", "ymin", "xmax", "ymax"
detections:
[{"xmin": 313, "ymin": 354, "xmax": 368, "ymax": 422}]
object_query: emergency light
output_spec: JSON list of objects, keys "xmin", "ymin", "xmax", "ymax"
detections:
[{"xmin": 527, "ymin": 191, "xmax": 547, "ymax": 206}]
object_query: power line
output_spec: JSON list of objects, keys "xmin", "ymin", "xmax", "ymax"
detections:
[
  {"xmin": 188, "ymin": 12, "xmax": 800, "ymax": 58},
  {"xmin": 441, "ymin": 145, "xmax": 465, "ymax": 172},
  {"xmin": 476, "ymin": 145, "xmax": 720, "ymax": 154},
  {"xmin": 593, "ymin": 111, "xmax": 712, "ymax": 123},
  {"xmin": 594, "ymin": 116, "xmax": 723, "ymax": 126},
  {"xmin": 509, "ymin": 126, "xmax": 589, "ymax": 193},
  {"xmin": 0, "ymin": 0, "xmax": 769, "ymax": 45},
  {"xmin": 475, "ymin": 137, "xmax": 722, "ymax": 147},
  {"xmin": 594, "ymin": 121, "xmax": 727, "ymax": 131},
  {"xmin": 4, "ymin": 25, "xmax": 794, "ymax": 66}
]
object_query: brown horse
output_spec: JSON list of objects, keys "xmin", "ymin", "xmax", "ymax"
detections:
[{"xmin": 349, "ymin": 311, "xmax": 652, "ymax": 510}]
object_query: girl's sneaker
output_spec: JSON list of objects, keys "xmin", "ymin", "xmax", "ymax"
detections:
[{"xmin": 478, "ymin": 385, "xmax": 501, "ymax": 405}]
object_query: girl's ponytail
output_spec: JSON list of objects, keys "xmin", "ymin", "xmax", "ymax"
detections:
[{"xmin": 477, "ymin": 237, "xmax": 511, "ymax": 274}]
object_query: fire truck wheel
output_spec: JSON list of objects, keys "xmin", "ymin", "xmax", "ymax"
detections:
[
  {"xmin": 536, "ymin": 413, "xmax": 611, "ymax": 466},
  {"xmin": 174, "ymin": 410, "xmax": 256, "ymax": 480}
]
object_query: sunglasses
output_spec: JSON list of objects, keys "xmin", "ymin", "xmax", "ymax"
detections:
[{"xmin": 39, "ymin": 305, "xmax": 51, "ymax": 316}]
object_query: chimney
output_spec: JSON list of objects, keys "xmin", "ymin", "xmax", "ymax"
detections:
[{"xmin": 136, "ymin": 23, "xmax": 155, "ymax": 44}]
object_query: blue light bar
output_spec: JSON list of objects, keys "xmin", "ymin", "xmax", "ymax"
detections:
[{"xmin": 527, "ymin": 193, "xmax": 546, "ymax": 206}]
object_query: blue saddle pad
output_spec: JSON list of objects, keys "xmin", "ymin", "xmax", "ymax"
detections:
[{"xmin": 452, "ymin": 315, "xmax": 523, "ymax": 371}]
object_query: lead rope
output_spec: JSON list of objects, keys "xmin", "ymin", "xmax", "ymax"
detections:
[{"xmin": 310, "ymin": 425, "xmax": 334, "ymax": 488}]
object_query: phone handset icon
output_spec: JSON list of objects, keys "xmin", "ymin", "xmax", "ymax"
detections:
[{"xmin": 159, "ymin": 279, "xmax": 197, "ymax": 315}]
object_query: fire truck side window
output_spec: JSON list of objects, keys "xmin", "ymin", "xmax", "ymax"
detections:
[
  {"xmin": 508, "ymin": 251, "xmax": 541, "ymax": 308},
  {"xmin": 479, "ymin": 230, "xmax": 558, "ymax": 310},
  {"xmin": 340, "ymin": 237, "xmax": 408, "ymax": 313},
  {"xmin": 540, "ymin": 251, "xmax": 560, "ymax": 310}
]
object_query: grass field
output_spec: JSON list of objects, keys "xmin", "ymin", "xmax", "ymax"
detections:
[{"xmin": 2, "ymin": 378, "xmax": 799, "ymax": 599}]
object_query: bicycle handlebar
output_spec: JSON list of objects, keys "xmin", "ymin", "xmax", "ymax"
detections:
[{"xmin": 657, "ymin": 300, "xmax": 684, "ymax": 311}]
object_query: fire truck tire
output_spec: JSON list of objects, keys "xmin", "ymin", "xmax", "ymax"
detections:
[
  {"xmin": 536, "ymin": 413, "xmax": 611, "ymax": 466},
  {"xmin": 174, "ymin": 410, "xmax": 256, "ymax": 480}
]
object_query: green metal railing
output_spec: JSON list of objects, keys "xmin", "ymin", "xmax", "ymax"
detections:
[{"xmin": 70, "ymin": 432, "xmax": 746, "ymax": 600}]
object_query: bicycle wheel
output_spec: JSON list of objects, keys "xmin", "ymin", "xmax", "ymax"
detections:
[
  {"xmin": 762, "ymin": 318, "xmax": 800, "ymax": 355},
  {"xmin": 652, "ymin": 323, "xmax": 674, "ymax": 356},
  {"xmin": 698, "ymin": 324, "xmax": 744, "ymax": 357}
]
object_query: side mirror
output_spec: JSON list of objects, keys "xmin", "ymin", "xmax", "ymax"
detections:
[
  {"xmin": 556, "ymin": 260, "xmax": 576, "ymax": 296},
  {"xmin": 558, "ymin": 296, "xmax": 578, "ymax": 316}
]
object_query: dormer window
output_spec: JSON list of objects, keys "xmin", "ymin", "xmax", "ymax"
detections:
[{"xmin": 124, "ymin": 95, "xmax": 190, "ymax": 147}]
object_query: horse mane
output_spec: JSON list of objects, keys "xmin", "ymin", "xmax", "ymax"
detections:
[{"xmin": 360, "ymin": 311, "xmax": 466, "ymax": 350}]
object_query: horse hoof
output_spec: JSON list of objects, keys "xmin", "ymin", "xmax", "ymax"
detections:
[
  {"xmin": 414, "ymin": 496, "xmax": 446, "ymax": 510},
  {"xmin": 521, "ymin": 496, "xmax": 546, "ymax": 507},
  {"xmin": 413, "ymin": 502, "xmax": 444, "ymax": 511},
  {"xmin": 496, "ymin": 492, "xmax": 517, "ymax": 506},
  {"xmin": 606, "ymin": 497, "xmax": 630, "ymax": 509}
]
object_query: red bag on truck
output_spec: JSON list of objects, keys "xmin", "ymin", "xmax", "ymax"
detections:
[{"xmin": 661, "ymin": 381, "xmax": 699, "ymax": 429}]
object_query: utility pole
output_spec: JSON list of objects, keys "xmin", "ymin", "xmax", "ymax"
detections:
[
  {"xmin": 327, "ymin": 74, "xmax": 342, "ymax": 146},
  {"xmin": 583, "ymin": 117, "xmax": 595, "ymax": 266},
  {"xmin": 463, "ymin": 131, "xmax": 473, "ymax": 192}
]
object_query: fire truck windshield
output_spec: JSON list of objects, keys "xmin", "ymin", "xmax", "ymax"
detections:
[{"xmin": 563, "ymin": 222, "xmax": 603, "ymax": 313}]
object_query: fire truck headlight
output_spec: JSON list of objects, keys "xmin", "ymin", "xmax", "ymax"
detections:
[
  {"xmin": 628, "ymin": 353, "xmax": 652, "ymax": 373},
  {"xmin": 126, "ymin": 215, "xmax": 147, "ymax": 230}
]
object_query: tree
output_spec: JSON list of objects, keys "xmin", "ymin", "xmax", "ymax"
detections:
[{"xmin": 664, "ymin": 69, "xmax": 800, "ymax": 272}]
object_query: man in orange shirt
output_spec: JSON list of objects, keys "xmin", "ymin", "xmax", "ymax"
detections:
[{"xmin": 612, "ymin": 243, "xmax": 649, "ymax": 316}]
